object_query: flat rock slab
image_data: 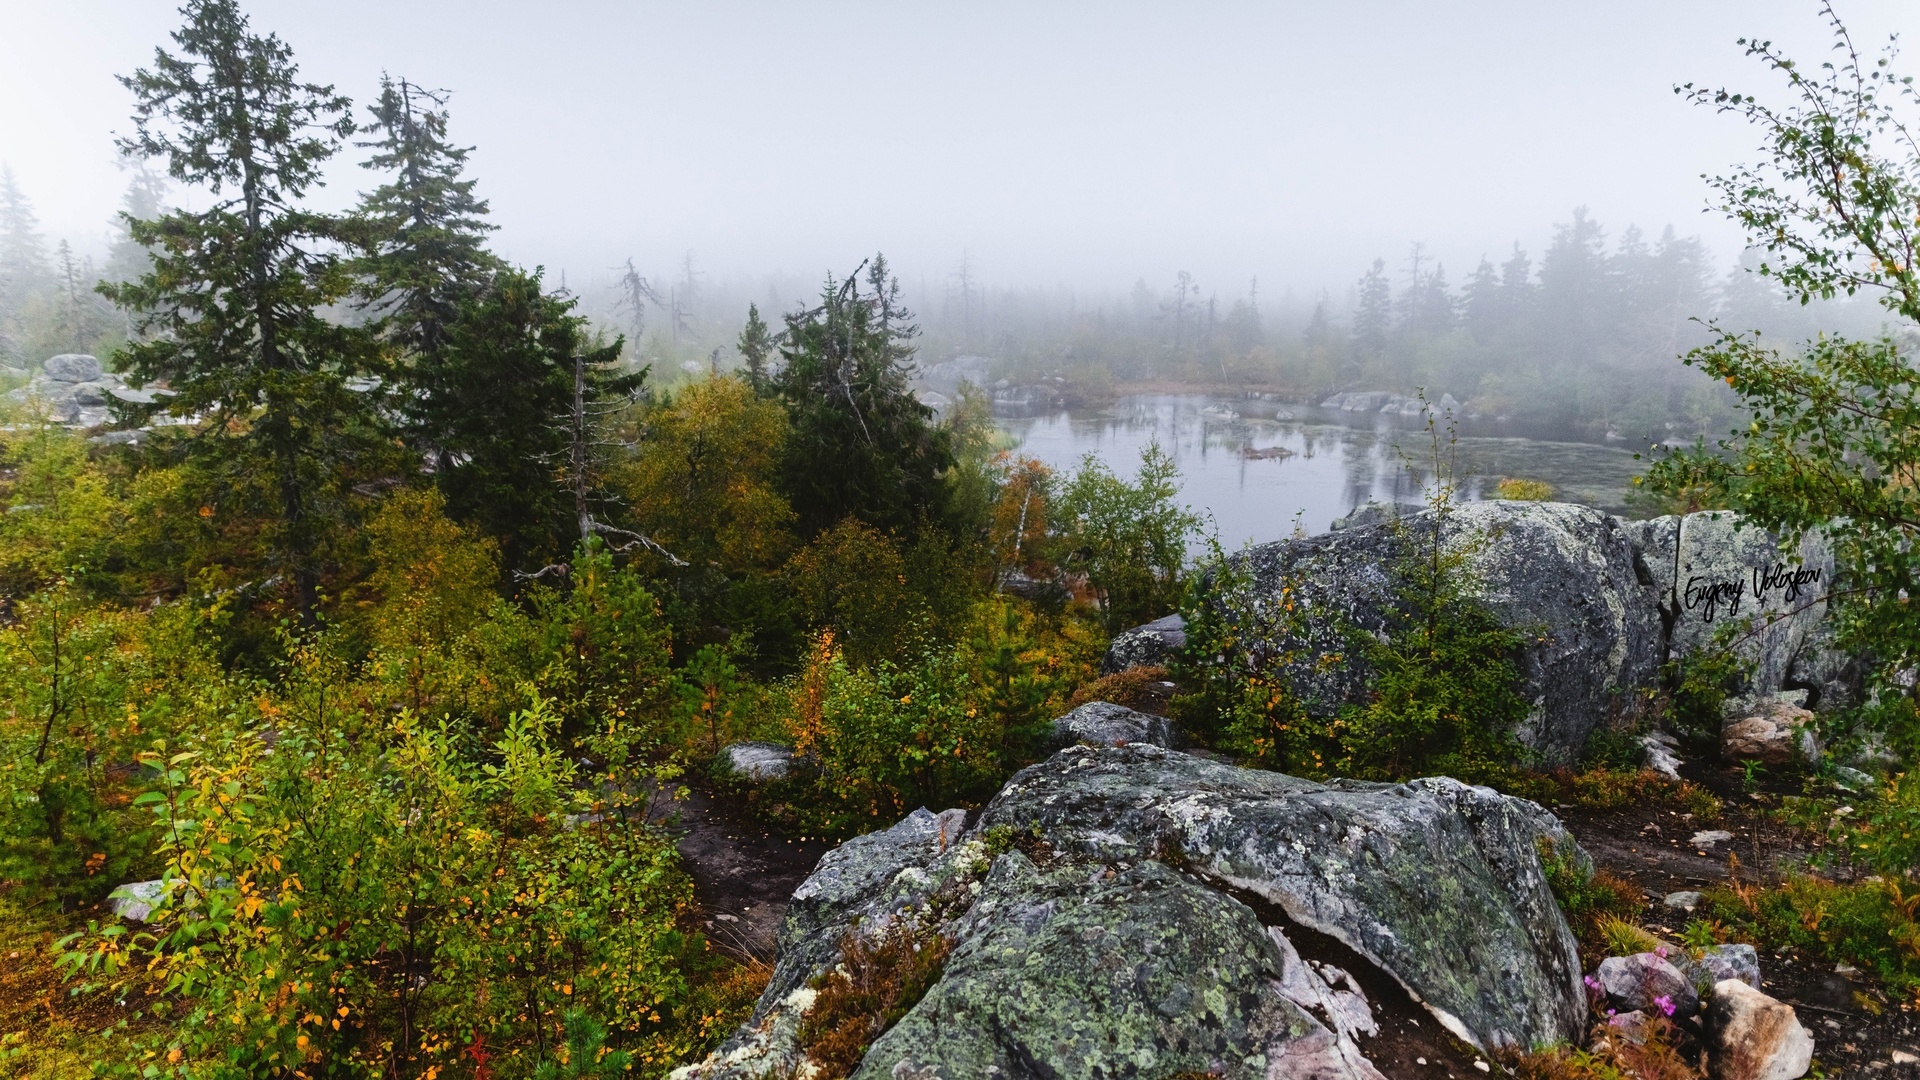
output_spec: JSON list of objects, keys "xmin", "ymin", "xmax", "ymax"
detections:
[
  {"xmin": 855, "ymin": 856, "xmax": 1361, "ymax": 1080},
  {"xmin": 974, "ymin": 745, "xmax": 1587, "ymax": 1051}
]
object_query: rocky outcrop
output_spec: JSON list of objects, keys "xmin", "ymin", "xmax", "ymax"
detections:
[
  {"xmin": 1317, "ymin": 391, "xmax": 1459, "ymax": 417},
  {"xmin": 1628, "ymin": 511, "xmax": 1853, "ymax": 709},
  {"xmin": 1222, "ymin": 500, "xmax": 1661, "ymax": 764},
  {"xmin": 5, "ymin": 353, "xmax": 171, "ymax": 428},
  {"xmin": 1046, "ymin": 700, "xmax": 1173, "ymax": 750},
  {"xmin": 1103, "ymin": 502, "xmax": 1862, "ymax": 765},
  {"xmin": 677, "ymin": 743, "xmax": 1589, "ymax": 1078},
  {"xmin": 1100, "ymin": 612, "xmax": 1186, "ymax": 674}
]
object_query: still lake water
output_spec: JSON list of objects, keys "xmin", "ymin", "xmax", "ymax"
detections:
[{"xmin": 999, "ymin": 394, "xmax": 1649, "ymax": 552}]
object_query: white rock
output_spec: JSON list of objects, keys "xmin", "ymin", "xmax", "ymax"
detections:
[
  {"xmin": 1663, "ymin": 890, "xmax": 1703, "ymax": 913},
  {"xmin": 1705, "ymin": 979, "xmax": 1813, "ymax": 1080},
  {"xmin": 716, "ymin": 741, "xmax": 793, "ymax": 782}
]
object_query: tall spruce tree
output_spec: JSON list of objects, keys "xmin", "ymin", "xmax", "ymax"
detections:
[
  {"xmin": 772, "ymin": 255, "xmax": 953, "ymax": 537},
  {"xmin": 428, "ymin": 267, "xmax": 639, "ymax": 570},
  {"xmin": 737, "ymin": 302, "xmax": 774, "ymax": 391},
  {"xmin": 102, "ymin": 0, "xmax": 366, "ymax": 615},
  {"xmin": 353, "ymin": 74, "xmax": 497, "ymax": 397}
]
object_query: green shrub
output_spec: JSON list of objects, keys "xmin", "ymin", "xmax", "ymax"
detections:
[
  {"xmin": 1493, "ymin": 478, "xmax": 1554, "ymax": 501},
  {"xmin": 1703, "ymin": 871, "xmax": 1920, "ymax": 996}
]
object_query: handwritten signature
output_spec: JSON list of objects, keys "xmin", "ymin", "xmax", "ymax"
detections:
[{"xmin": 1682, "ymin": 562, "xmax": 1822, "ymax": 623}]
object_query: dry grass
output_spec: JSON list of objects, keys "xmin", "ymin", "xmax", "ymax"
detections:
[
  {"xmin": 1504, "ymin": 1013, "xmax": 1700, "ymax": 1080},
  {"xmin": 798, "ymin": 923, "xmax": 951, "ymax": 1079},
  {"xmin": 1066, "ymin": 664, "xmax": 1169, "ymax": 712}
]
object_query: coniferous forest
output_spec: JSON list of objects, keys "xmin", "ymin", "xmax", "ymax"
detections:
[{"xmin": 3, "ymin": 2, "xmax": 1920, "ymax": 1078}]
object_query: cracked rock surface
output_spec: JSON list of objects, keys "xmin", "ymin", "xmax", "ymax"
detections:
[{"xmin": 675, "ymin": 743, "xmax": 1588, "ymax": 1079}]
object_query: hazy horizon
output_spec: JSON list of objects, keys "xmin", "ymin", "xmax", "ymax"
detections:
[{"xmin": 5, "ymin": 1, "xmax": 1916, "ymax": 304}]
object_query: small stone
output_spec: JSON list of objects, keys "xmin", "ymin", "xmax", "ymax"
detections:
[
  {"xmin": 1705, "ymin": 979, "xmax": 1813, "ymax": 1080},
  {"xmin": 1664, "ymin": 890, "xmax": 1703, "ymax": 913},
  {"xmin": 1892, "ymin": 1050, "xmax": 1917, "ymax": 1065},
  {"xmin": 1473, "ymin": 1062, "xmax": 1489, "ymax": 1073},
  {"xmin": 1416, "ymin": 1058, "xmax": 1427, "ymax": 1066},
  {"xmin": 1690, "ymin": 829, "xmax": 1735, "ymax": 847},
  {"xmin": 1605, "ymin": 1010, "xmax": 1655, "ymax": 1047},
  {"xmin": 1598, "ymin": 952, "xmax": 1699, "ymax": 1017},
  {"xmin": 1641, "ymin": 734, "xmax": 1684, "ymax": 780},
  {"xmin": 1697, "ymin": 944, "xmax": 1762, "ymax": 990}
]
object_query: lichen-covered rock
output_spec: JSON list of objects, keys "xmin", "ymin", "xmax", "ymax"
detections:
[
  {"xmin": 1595, "ymin": 952, "xmax": 1699, "ymax": 1017},
  {"xmin": 1101, "ymin": 613, "xmax": 1186, "ymax": 674},
  {"xmin": 1628, "ymin": 511, "xmax": 1853, "ymax": 710},
  {"xmin": 975, "ymin": 745, "xmax": 1586, "ymax": 1050},
  {"xmin": 1047, "ymin": 700, "xmax": 1174, "ymax": 750},
  {"xmin": 713, "ymin": 741, "xmax": 794, "ymax": 782},
  {"xmin": 1225, "ymin": 500, "xmax": 1662, "ymax": 765},
  {"xmin": 1693, "ymin": 944, "xmax": 1762, "ymax": 992},
  {"xmin": 1705, "ymin": 979, "xmax": 1813, "ymax": 1080},
  {"xmin": 678, "ymin": 806, "xmax": 971, "ymax": 1078},
  {"xmin": 852, "ymin": 855, "xmax": 1372, "ymax": 1080},
  {"xmin": 677, "ymin": 745, "xmax": 1590, "ymax": 1078}
]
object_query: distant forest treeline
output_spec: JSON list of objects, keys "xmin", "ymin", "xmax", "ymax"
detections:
[{"xmin": 0, "ymin": 157, "xmax": 1896, "ymax": 438}]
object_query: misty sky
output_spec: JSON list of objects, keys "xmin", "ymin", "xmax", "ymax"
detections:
[{"xmin": 4, "ymin": 1, "xmax": 1915, "ymax": 299}]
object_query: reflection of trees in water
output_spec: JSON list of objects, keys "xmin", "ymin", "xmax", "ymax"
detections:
[{"xmin": 1003, "ymin": 396, "xmax": 1644, "ymax": 523}]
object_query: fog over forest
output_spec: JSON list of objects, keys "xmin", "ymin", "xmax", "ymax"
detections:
[{"xmin": 3, "ymin": 2, "xmax": 1914, "ymax": 441}]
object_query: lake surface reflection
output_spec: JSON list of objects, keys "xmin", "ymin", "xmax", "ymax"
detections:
[{"xmin": 999, "ymin": 394, "xmax": 1648, "ymax": 551}]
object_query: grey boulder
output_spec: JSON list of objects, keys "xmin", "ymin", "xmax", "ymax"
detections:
[
  {"xmin": 677, "ymin": 745, "xmax": 1589, "ymax": 1079},
  {"xmin": 1100, "ymin": 612, "xmax": 1186, "ymax": 674},
  {"xmin": 1695, "ymin": 944, "xmax": 1762, "ymax": 992},
  {"xmin": 44, "ymin": 353, "xmax": 103, "ymax": 383},
  {"xmin": 109, "ymin": 879, "xmax": 167, "ymax": 922},
  {"xmin": 1224, "ymin": 500, "xmax": 1662, "ymax": 764},
  {"xmin": 1047, "ymin": 700, "xmax": 1174, "ymax": 750},
  {"xmin": 973, "ymin": 745, "xmax": 1588, "ymax": 1051},
  {"xmin": 1629, "ymin": 511, "xmax": 1852, "ymax": 710},
  {"xmin": 1595, "ymin": 952, "xmax": 1699, "ymax": 1017}
]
